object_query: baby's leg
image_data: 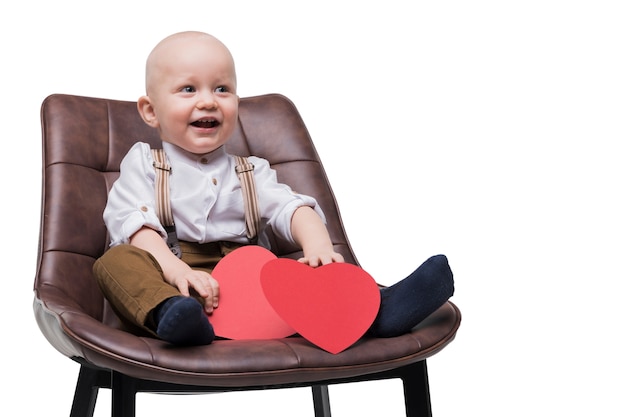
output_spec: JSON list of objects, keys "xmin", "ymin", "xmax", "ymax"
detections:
[
  {"xmin": 93, "ymin": 244, "xmax": 214, "ymax": 345},
  {"xmin": 368, "ymin": 255, "xmax": 454, "ymax": 338}
]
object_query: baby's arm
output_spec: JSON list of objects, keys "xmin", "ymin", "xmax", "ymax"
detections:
[
  {"xmin": 130, "ymin": 227, "xmax": 220, "ymax": 313},
  {"xmin": 291, "ymin": 206, "xmax": 344, "ymax": 267}
]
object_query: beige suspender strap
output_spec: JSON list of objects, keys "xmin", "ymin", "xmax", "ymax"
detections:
[
  {"xmin": 234, "ymin": 155, "xmax": 261, "ymax": 244},
  {"xmin": 151, "ymin": 148, "xmax": 182, "ymax": 258},
  {"xmin": 151, "ymin": 148, "xmax": 174, "ymax": 227}
]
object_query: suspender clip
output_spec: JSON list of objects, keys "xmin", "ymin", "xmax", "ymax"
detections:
[
  {"xmin": 164, "ymin": 225, "xmax": 182, "ymax": 258},
  {"xmin": 153, "ymin": 161, "xmax": 172, "ymax": 172},
  {"xmin": 235, "ymin": 162, "xmax": 254, "ymax": 174}
]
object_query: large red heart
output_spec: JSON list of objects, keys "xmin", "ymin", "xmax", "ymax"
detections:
[
  {"xmin": 260, "ymin": 259, "xmax": 381, "ymax": 354},
  {"xmin": 210, "ymin": 246, "xmax": 295, "ymax": 339}
]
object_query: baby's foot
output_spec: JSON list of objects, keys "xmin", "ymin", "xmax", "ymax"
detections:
[
  {"xmin": 368, "ymin": 254, "xmax": 454, "ymax": 338},
  {"xmin": 154, "ymin": 296, "xmax": 215, "ymax": 345}
]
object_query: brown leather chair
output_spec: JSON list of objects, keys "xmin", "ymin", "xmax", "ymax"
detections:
[{"xmin": 33, "ymin": 93, "xmax": 461, "ymax": 417}]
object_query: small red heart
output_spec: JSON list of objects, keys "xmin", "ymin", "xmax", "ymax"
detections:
[
  {"xmin": 210, "ymin": 246, "xmax": 295, "ymax": 339},
  {"xmin": 261, "ymin": 259, "xmax": 381, "ymax": 354}
]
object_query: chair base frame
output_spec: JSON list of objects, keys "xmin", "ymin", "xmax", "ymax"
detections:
[{"xmin": 69, "ymin": 359, "xmax": 432, "ymax": 417}]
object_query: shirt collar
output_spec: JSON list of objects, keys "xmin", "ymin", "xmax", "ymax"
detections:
[{"xmin": 161, "ymin": 142, "xmax": 228, "ymax": 167}]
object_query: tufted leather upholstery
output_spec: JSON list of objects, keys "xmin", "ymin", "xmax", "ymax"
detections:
[{"xmin": 33, "ymin": 93, "xmax": 461, "ymax": 416}]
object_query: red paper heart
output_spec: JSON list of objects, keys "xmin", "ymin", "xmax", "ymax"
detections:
[
  {"xmin": 261, "ymin": 259, "xmax": 381, "ymax": 354},
  {"xmin": 210, "ymin": 246, "xmax": 295, "ymax": 339}
]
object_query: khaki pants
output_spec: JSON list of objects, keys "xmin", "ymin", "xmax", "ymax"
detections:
[{"xmin": 93, "ymin": 241, "xmax": 243, "ymax": 335}]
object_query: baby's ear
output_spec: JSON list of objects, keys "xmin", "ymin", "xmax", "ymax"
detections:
[{"xmin": 137, "ymin": 96, "xmax": 159, "ymax": 128}]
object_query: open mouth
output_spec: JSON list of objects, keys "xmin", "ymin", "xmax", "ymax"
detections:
[{"xmin": 191, "ymin": 118, "xmax": 220, "ymax": 128}]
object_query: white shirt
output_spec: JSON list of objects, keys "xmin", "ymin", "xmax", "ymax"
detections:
[{"xmin": 104, "ymin": 141, "xmax": 324, "ymax": 249}]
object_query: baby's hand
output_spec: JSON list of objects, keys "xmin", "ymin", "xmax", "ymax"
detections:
[
  {"xmin": 298, "ymin": 251, "xmax": 345, "ymax": 267},
  {"xmin": 170, "ymin": 269, "xmax": 220, "ymax": 314}
]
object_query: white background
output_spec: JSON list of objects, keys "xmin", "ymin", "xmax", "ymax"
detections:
[{"xmin": 2, "ymin": 0, "xmax": 625, "ymax": 415}]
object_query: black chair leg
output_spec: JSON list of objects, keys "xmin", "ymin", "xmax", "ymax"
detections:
[
  {"xmin": 312, "ymin": 384, "xmax": 331, "ymax": 417},
  {"xmin": 111, "ymin": 371, "xmax": 137, "ymax": 417},
  {"xmin": 70, "ymin": 365, "xmax": 101, "ymax": 417},
  {"xmin": 402, "ymin": 360, "xmax": 432, "ymax": 417}
]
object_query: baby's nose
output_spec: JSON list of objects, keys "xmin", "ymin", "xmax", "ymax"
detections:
[{"xmin": 196, "ymin": 92, "xmax": 218, "ymax": 109}]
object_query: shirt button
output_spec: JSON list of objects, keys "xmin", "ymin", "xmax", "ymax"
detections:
[
  {"xmin": 140, "ymin": 206, "xmax": 148, "ymax": 212},
  {"xmin": 212, "ymin": 178, "xmax": 218, "ymax": 185},
  {"xmin": 200, "ymin": 158, "xmax": 209, "ymax": 164}
]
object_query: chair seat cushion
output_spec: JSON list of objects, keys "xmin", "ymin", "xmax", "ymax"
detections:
[{"xmin": 35, "ymin": 290, "xmax": 460, "ymax": 387}]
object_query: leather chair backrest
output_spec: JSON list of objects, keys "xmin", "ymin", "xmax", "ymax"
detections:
[{"xmin": 36, "ymin": 93, "xmax": 357, "ymax": 329}]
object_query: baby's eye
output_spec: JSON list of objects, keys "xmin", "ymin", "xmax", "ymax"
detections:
[
  {"xmin": 181, "ymin": 86, "xmax": 196, "ymax": 93},
  {"xmin": 215, "ymin": 86, "xmax": 229, "ymax": 93}
]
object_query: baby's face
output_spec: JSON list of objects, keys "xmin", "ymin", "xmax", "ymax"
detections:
[{"xmin": 145, "ymin": 35, "xmax": 239, "ymax": 155}]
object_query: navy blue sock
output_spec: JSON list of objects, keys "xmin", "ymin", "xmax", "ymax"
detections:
[
  {"xmin": 154, "ymin": 296, "xmax": 215, "ymax": 346},
  {"xmin": 368, "ymin": 254, "xmax": 454, "ymax": 338}
]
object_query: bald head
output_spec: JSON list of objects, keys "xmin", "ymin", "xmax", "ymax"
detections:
[{"xmin": 145, "ymin": 31, "xmax": 236, "ymax": 95}]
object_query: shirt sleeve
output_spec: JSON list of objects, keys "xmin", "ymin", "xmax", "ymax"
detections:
[
  {"xmin": 103, "ymin": 142, "xmax": 167, "ymax": 246},
  {"xmin": 249, "ymin": 156, "xmax": 326, "ymax": 245}
]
